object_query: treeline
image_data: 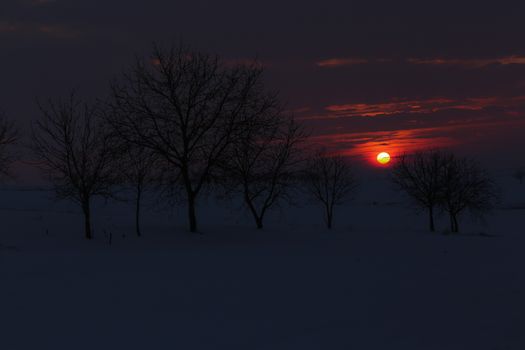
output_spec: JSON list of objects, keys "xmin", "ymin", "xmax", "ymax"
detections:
[
  {"xmin": 391, "ymin": 150, "xmax": 499, "ymax": 233},
  {"xmin": 0, "ymin": 44, "xmax": 502, "ymax": 239},
  {"xmin": 2, "ymin": 44, "xmax": 357, "ymax": 239}
]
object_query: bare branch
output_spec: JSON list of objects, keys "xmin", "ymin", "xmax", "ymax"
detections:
[
  {"xmin": 390, "ymin": 149, "xmax": 447, "ymax": 232},
  {"xmin": 105, "ymin": 43, "xmax": 270, "ymax": 232},
  {"xmin": 440, "ymin": 153, "xmax": 498, "ymax": 233},
  {"xmin": 303, "ymin": 151, "xmax": 357, "ymax": 229},
  {"xmin": 32, "ymin": 93, "xmax": 117, "ymax": 239},
  {"xmin": 0, "ymin": 110, "xmax": 18, "ymax": 180}
]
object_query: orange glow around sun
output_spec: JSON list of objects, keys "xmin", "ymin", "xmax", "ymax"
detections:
[
  {"xmin": 376, "ymin": 152, "xmax": 391, "ymax": 165},
  {"xmin": 312, "ymin": 127, "xmax": 459, "ymax": 167}
]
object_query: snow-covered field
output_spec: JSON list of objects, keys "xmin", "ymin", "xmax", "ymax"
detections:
[{"xmin": 1, "ymin": 177, "xmax": 524, "ymax": 349}]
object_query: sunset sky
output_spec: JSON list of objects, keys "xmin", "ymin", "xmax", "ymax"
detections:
[{"xmin": 2, "ymin": 0, "xmax": 525, "ymax": 173}]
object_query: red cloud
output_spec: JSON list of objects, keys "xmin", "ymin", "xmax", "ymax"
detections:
[
  {"xmin": 0, "ymin": 21, "xmax": 76, "ymax": 38},
  {"xmin": 320, "ymin": 96, "xmax": 525, "ymax": 118},
  {"xmin": 316, "ymin": 58, "xmax": 368, "ymax": 67},
  {"xmin": 307, "ymin": 118, "xmax": 525, "ymax": 164},
  {"xmin": 315, "ymin": 56, "xmax": 525, "ymax": 68},
  {"xmin": 309, "ymin": 127, "xmax": 457, "ymax": 164},
  {"xmin": 408, "ymin": 55, "xmax": 525, "ymax": 68}
]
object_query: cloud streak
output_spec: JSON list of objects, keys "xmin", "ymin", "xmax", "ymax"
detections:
[
  {"xmin": 299, "ymin": 94, "xmax": 525, "ymax": 164},
  {"xmin": 319, "ymin": 96, "xmax": 525, "ymax": 119},
  {"xmin": 0, "ymin": 21, "xmax": 77, "ymax": 38},
  {"xmin": 308, "ymin": 118, "xmax": 525, "ymax": 163},
  {"xmin": 309, "ymin": 127, "xmax": 457, "ymax": 162},
  {"xmin": 408, "ymin": 55, "xmax": 525, "ymax": 68},
  {"xmin": 316, "ymin": 58, "xmax": 368, "ymax": 67},
  {"xmin": 316, "ymin": 55, "xmax": 525, "ymax": 69}
]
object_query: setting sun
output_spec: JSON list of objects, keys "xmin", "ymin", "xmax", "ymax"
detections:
[{"xmin": 376, "ymin": 152, "xmax": 391, "ymax": 165}]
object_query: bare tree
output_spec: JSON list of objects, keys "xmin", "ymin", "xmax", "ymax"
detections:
[
  {"xmin": 391, "ymin": 150, "xmax": 447, "ymax": 232},
  {"xmin": 221, "ymin": 102, "xmax": 305, "ymax": 229},
  {"xmin": 0, "ymin": 111, "xmax": 18, "ymax": 179},
  {"xmin": 303, "ymin": 152, "xmax": 357, "ymax": 229},
  {"xmin": 440, "ymin": 154, "xmax": 498, "ymax": 233},
  {"xmin": 32, "ymin": 94, "xmax": 116, "ymax": 239},
  {"xmin": 113, "ymin": 141, "xmax": 160, "ymax": 237},
  {"xmin": 107, "ymin": 43, "xmax": 266, "ymax": 233},
  {"xmin": 513, "ymin": 168, "xmax": 525, "ymax": 184}
]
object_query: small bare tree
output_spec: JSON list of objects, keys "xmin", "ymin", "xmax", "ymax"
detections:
[
  {"xmin": 113, "ymin": 141, "xmax": 159, "ymax": 237},
  {"xmin": 222, "ymin": 103, "xmax": 305, "ymax": 229},
  {"xmin": 0, "ymin": 111, "xmax": 18, "ymax": 179},
  {"xmin": 440, "ymin": 154, "xmax": 498, "ymax": 233},
  {"xmin": 32, "ymin": 94, "xmax": 116, "ymax": 239},
  {"xmin": 303, "ymin": 152, "xmax": 357, "ymax": 229},
  {"xmin": 108, "ymin": 43, "xmax": 267, "ymax": 233},
  {"xmin": 513, "ymin": 168, "xmax": 525, "ymax": 184},
  {"xmin": 391, "ymin": 150, "xmax": 447, "ymax": 232}
]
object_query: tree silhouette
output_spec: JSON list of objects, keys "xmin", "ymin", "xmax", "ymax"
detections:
[
  {"xmin": 113, "ymin": 141, "xmax": 159, "ymax": 237},
  {"xmin": 513, "ymin": 168, "xmax": 525, "ymax": 185},
  {"xmin": 440, "ymin": 154, "xmax": 498, "ymax": 233},
  {"xmin": 108, "ymin": 43, "xmax": 268, "ymax": 233},
  {"xmin": 391, "ymin": 150, "xmax": 447, "ymax": 232},
  {"xmin": 221, "ymin": 99, "xmax": 305, "ymax": 229},
  {"xmin": 303, "ymin": 152, "xmax": 357, "ymax": 229},
  {"xmin": 32, "ymin": 94, "xmax": 116, "ymax": 239},
  {"xmin": 0, "ymin": 111, "xmax": 18, "ymax": 180}
]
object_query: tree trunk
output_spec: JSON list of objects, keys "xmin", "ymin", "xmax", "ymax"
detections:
[
  {"xmin": 244, "ymin": 191, "xmax": 264, "ymax": 230},
  {"xmin": 449, "ymin": 213, "xmax": 459, "ymax": 233},
  {"xmin": 82, "ymin": 198, "xmax": 92, "ymax": 240},
  {"xmin": 452, "ymin": 214, "xmax": 459, "ymax": 233},
  {"xmin": 187, "ymin": 193, "xmax": 198, "ymax": 233},
  {"xmin": 325, "ymin": 205, "xmax": 333, "ymax": 230},
  {"xmin": 255, "ymin": 217, "xmax": 263, "ymax": 229},
  {"xmin": 182, "ymin": 167, "xmax": 198, "ymax": 233},
  {"xmin": 135, "ymin": 186, "xmax": 142, "ymax": 237},
  {"xmin": 428, "ymin": 206, "xmax": 435, "ymax": 232}
]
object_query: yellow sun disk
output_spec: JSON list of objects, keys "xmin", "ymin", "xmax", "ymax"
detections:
[{"xmin": 377, "ymin": 152, "xmax": 391, "ymax": 165}]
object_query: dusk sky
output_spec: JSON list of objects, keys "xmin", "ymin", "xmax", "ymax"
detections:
[
  {"xmin": 2, "ymin": 4, "xmax": 525, "ymax": 348},
  {"xmin": 2, "ymin": 0, "xmax": 525, "ymax": 173}
]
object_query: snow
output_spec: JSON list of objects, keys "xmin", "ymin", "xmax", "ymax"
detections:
[{"xmin": 0, "ymin": 176, "xmax": 524, "ymax": 349}]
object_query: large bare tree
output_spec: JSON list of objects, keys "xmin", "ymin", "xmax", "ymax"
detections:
[
  {"xmin": 107, "ymin": 43, "xmax": 266, "ymax": 233},
  {"xmin": 303, "ymin": 152, "xmax": 357, "ymax": 229},
  {"xmin": 391, "ymin": 150, "xmax": 447, "ymax": 232},
  {"xmin": 32, "ymin": 94, "xmax": 116, "ymax": 239},
  {"xmin": 221, "ymin": 99, "xmax": 305, "ymax": 229},
  {"xmin": 440, "ymin": 154, "xmax": 498, "ymax": 233},
  {"xmin": 0, "ymin": 111, "xmax": 17, "ymax": 179}
]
